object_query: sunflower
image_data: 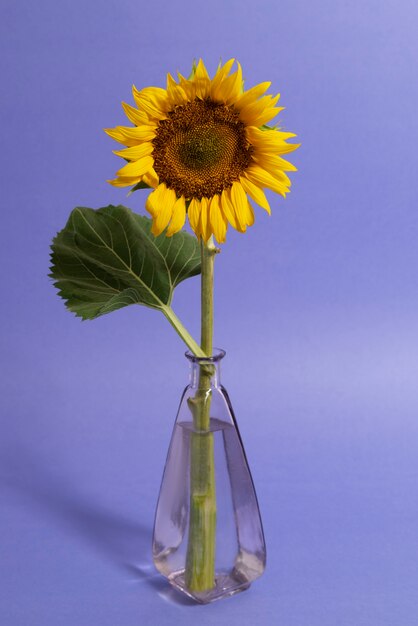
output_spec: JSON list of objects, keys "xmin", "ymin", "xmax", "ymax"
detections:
[{"xmin": 105, "ymin": 59, "xmax": 299, "ymax": 243}]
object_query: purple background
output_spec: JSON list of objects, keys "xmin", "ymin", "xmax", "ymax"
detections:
[{"xmin": 1, "ymin": 1, "xmax": 418, "ymax": 624}]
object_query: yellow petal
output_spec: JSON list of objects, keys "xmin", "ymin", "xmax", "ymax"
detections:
[
  {"xmin": 219, "ymin": 62, "xmax": 243, "ymax": 104},
  {"xmin": 246, "ymin": 127, "xmax": 301, "ymax": 158},
  {"xmin": 212, "ymin": 62, "xmax": 243, "ymax": 103},
  {"xmin": 213, "ymin": 58, "xmax": 235, "ymax": 82},
  {"xmin": 121, "ymin": 102, "xmax": 149, "ymax": 126},
  {"xmin": 166, "ymin": 196, "xmax": 186, "ymax": 236},
  {"xmin": 178, "ymin": 60, "xmax": 211, "ymax": 101},
  {"xmin": 104, "ymin": 125, "xmax": 156, "ymax": 146},
  {"xmin": 132, "ymin": 85, "xmax": 169, "ymax": 119},
  {"xmin": 245, "ymin": 200, "xmax": 255, "ymax": 227},
  {"xmin": 229, "ymin": 62, "xmax": 244, "ymax": 101},
  {"xmin": 239, "ymin": 94, "xmax": 282, "ymax": 126},
  {"xmin": 210, "ymin": 58, "xmax": 235, "ymax": 99},
  {"xmin": 234, "ymin": 82, "xmax": 271, "ymax": 110},
  {"xmin": 239, "ymin": 176, "xmax": 271, "ymax": 214},
  {"xmin": 219, "ymin": 189, "xmax": 240, "ymax": 231},
  {"xmin": 140, "ymin": 86, "xmax": 168, "ymax": 99},
  {"xmin": 193, "ymin": 58, "xmax": 211, "ymax": 99},
  {"xmin": 230, "ymin": 181, "xmax": 250, "ymax": 231},
  {"xmin": 271, "ymin": 141, "xmax": 301, "ymax": 155},
  {"xmin": 113, "ymin": 142, "xmax": 153, "ymax": 161},
  {"xmin": 252, "ymin": 106, "xmax": 284, "ymax": 128},
  {"xmin": 188, "ymin": 198, "xmax": 201, "ymax": 237},
  {"xmin": 116, "ymin": 155, "xmax": 154, "ymax": 178},
  {"xmin": 199, "ymin": 197, "xmax": 212, "ymax": 241},
  {"xmin": 142, "ymin": 168, "xmax": 159, "ymax": 188},
  {"xmin": 146, "ymin": 183, "xmax": 176, "ymax": 235},
  {"xmin": 253, "ymin": 151, "xmax": 298, "ymax": 172},
  {"xmin": 107, "ymin": 177, "xmax": 141, "ymax": 188},
  {"xmin": 245, "ymin": 164, "xmax": 290, "ymax": 197},
  {"xmin": 145, "ymin": 184, "xmax": 164, "ymax": 217},
  {"xmin": 177, "ymin": 72, "xmax": 196, "ymax": 100},
  {"xmin": 155, "ymin": 187, "xmax": 177, "ymax": 234},
  {"xmin": 166, "ymin": 73, "xmax": 188, "ymax": 107},
  {"xmin": 209, "ymin": 195, "xmax": 227, "ymax": 243},
  {"xmin": 255, "ymin": 154, "xmax": 298, "ymax": 176},
  {"xmin": 255, "ymin": 152, "xmax": 297, "ymax": 172},
  {"xmin": 252, "ymin": 155, "xmax": 293, "ymax": 184},
  {"xmin": 246, "ymin": 126, "xmax": 297, "ymax": 148}
]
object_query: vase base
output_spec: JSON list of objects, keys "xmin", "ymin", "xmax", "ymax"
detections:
[{"xmin": 168, "ymin": 569, "xmax": 251, "ymax": 604}]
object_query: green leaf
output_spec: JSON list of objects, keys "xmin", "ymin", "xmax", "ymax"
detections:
[{"xmin": 50, "ymin": 205, "xmax": 201, "ymax": 320}]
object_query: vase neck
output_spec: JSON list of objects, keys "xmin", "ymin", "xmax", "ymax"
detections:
[{"xmin": 186, "ymin": 348, "xmax": 225, "ymax": 389}]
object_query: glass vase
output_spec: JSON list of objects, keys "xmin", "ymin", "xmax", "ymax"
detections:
[{"xmin": 152, "ymin": 349, "xmax": 266, "ymax": 604}]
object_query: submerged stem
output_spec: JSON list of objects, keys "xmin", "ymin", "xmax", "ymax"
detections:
[{"xmin": 185, "ymin": 237, "xmax": 218, "ymax": 592}]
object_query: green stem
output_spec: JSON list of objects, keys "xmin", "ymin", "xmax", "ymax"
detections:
[
  {"xmin": 185, "ymin": 237, "xmax": 218, "ymax": 592},
  {"xmin": 200, "ymin": 236, "xmax": 216, "ymax": 356},
  {"xmin": 161, "ymin": 305, "xmax": 207, "ymax": 358}
]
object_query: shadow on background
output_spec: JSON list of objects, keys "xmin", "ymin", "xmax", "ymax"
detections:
[{"xmin": 0, "ymin": 442, "xmax": 195, "ymax": 605}]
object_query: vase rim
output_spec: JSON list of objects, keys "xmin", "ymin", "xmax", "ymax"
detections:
[{"xmin": 185, "ymin": 348, "xmax": 226, "ymax": 364}]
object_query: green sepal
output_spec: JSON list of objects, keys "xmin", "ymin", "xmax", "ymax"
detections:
[
  {"xmin": 188, "ymin": 58, "xmax": 198, "ymax": 80},
  {"xmin": 127, "ymin": 180, "xmax": 152, "ymax": 195},
  {"xmin": 260, "ymin": 123, "xmax": 279, "ymax": 131}
]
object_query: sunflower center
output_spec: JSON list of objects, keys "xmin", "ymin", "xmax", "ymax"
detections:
[
  {"xmin": 178, "ymin": 129, "xmax": 227, "ymax": 170},
  {"xmin": 152, "ymin": 98, "xmax": 253, "ymax": 199}
]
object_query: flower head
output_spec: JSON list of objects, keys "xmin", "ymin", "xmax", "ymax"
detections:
[{"xmin": 106, "ymin": 59, "xmax": 299, "ymax": 243}]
